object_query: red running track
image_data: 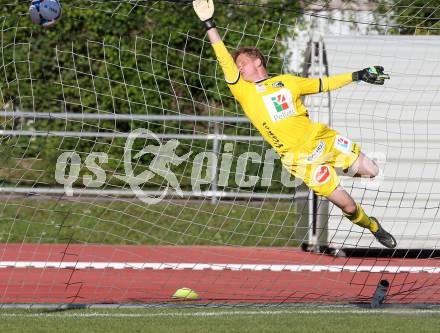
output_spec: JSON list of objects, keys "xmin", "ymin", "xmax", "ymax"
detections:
[{"xmin": 0, "ymin": 244, "xmax": 439, "ymax": 304}]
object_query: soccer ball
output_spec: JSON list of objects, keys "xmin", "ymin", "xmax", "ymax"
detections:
[{"xmin": 29, "ymin": 0, "xmax": 62, "ymax": 27}]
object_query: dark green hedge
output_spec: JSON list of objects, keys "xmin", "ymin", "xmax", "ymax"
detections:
[{"xmin": 0, "ymin": 1, "xmax": 302, "ymax": 192}]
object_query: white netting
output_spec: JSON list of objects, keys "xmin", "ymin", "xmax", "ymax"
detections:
[{"xmin": 0, "ymin": 0, "xmax": 439, "ymax": 305}]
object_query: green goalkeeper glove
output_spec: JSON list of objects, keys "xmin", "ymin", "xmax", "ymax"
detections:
[
  {"xmin": 193, "ymin": 0, "xmax": 216, "ymax": 30},
  {"xmin": 352, "ymin": 66, "xmax": 390, "ymax": 85}
]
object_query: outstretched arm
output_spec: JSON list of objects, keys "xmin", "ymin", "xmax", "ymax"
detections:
[
  {"xmin": 193, "ymin": 0, "xmax": 247, "ymax": 98},
  {"xmin": 193, "ymin": 0, "xmax": 221, "ymax": 44},
  {"xmin": 207, "ymin": 26, "xmax": 222, "ymax": 44},
  {"xmin": 298, "ymin": 66, "xmax": 390, "ymax": 96}
]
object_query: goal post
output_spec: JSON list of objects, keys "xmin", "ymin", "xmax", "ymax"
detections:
[{"xmin": 300, "ymin": 35, "xmax": 332, "ymax": 253}]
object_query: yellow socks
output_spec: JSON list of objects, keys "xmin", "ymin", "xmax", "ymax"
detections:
[{"xmin": 344, "ymin": 203, "xmax": 379, "ymax": 233}]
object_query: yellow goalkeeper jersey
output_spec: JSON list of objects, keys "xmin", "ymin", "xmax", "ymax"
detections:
[{"xmin": 212, "ymin": 41, "xmax": 353, "ymax": 159}]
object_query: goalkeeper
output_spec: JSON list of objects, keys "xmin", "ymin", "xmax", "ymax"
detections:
[{"xmin": 192, "ymin": 0, "xmax": 396, "ymax": 248}]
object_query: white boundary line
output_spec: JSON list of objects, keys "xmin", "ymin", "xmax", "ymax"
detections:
[
  {"xmin": 0, "ymin": 309, "xmax": 440, "ymax": 317},
  {"xmin": 0, "ymin": 262, "xmax": 438, "ymax": 273}
]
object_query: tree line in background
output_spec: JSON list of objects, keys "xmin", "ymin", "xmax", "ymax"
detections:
[
  {"xmin": 0, "ymin": 0, "xmax": 437, "ymax": 191},
  {"xmin": 0, "ymin": 0, "xmax": 301, "ymax": 191},
  {"xmin": 378, "ymin": 0, "xmax": 440, "ymax": 34}
]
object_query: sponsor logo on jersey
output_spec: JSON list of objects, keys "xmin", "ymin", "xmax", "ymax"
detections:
[
  {"xmin": 262, "ymin": 88, "xmax": 295, "ymax": 122},
  {"xmin": 307, "ymin": 141, "xmax": 325, "ymax": 162},
  {"xmin": 313, "ymin": 165, "xmax": 331, "ymax": 185},
  {"xmin": 334, "ymin": 135, "xmax": 352, "ymax": 154},
  {"xmin": 272, "ymin": 94, "xmax": 289, "ymax": 112},
  {"xmin": 272, "ymin": 81, "xmax": 285, "ymax": 88}
]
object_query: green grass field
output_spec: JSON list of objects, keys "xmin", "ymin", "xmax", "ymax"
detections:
[
  {"xmin": 0, "ymin": 307, "xmax": 439, "ymax": 333},
  {"xmin": 0, "ymin": 197, "xmax": 301, "ymax": 246}
]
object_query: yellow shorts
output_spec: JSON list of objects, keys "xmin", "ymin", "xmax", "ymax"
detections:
[{"xmin": 281, "ymin": 128, "xmax": 361, "ymax": 197}]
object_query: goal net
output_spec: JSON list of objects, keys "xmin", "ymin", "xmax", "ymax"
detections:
[{"xmin": 0, "ymin": 0, "xmax": 439, "ymax": 305}]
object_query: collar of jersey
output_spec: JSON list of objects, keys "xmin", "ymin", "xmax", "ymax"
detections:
[{"xmin": 254, "ymin": 76, "xmax": 270, "ymax": 84}]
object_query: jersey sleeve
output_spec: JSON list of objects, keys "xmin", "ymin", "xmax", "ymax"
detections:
[
  {"xmin": 292, "ymin": 73, "xmax": 353, "ymax": 95},
  {"xmin": 211, "ymin": 41, "xmax": 249, "ymax": 103}
]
